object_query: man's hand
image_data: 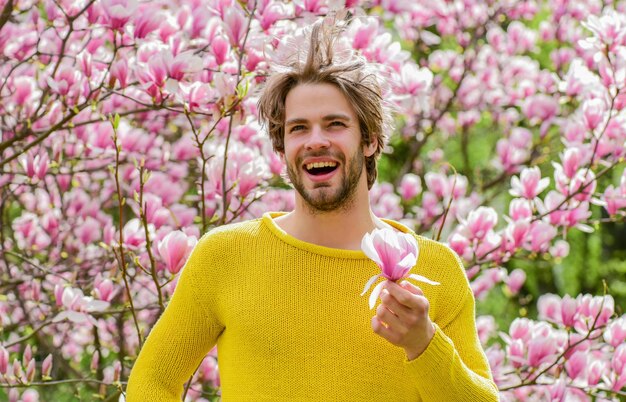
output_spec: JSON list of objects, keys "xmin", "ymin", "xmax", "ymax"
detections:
[{"xmin": 371, "ymin": 280, "xmax": 435, "ymax": 361}]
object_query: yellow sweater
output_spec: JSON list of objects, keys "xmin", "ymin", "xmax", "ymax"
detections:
[{"xmin": 126, "ymin": 212, "xmax": 498, "ymax": 401}]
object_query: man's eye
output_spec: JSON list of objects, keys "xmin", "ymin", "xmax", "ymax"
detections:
[
  {"xmin": 329, "ymin": 121, "xmax": 346, "ymax": 127},
  {"xmin": 289, "ymin": 125, "xmax": 305, "ymax": 133}
]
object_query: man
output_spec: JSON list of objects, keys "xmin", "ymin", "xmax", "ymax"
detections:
[{"xmin": 126, "ymin": 20, "xmax": 499, "ymax": 401}]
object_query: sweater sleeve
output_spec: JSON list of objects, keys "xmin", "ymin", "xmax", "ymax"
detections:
[
  {"xmin": 405, "ymin": 246, "xmax": 499, "ymax": 401},
  {"xmin": 125, "ymin": 236, "xmax": 224, "ymax": 401}
]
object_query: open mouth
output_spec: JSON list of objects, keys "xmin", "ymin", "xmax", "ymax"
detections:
[{"xmin": 304, "ymin": 161, "xmax": 339, "ymax": 176}]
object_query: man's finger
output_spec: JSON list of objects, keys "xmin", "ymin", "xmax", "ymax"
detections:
[
  {"xmin": 384, "ymin": 281, "xmax": 421, "ymax": 308},
  {"xmin": 400, "ymin": 280, "xmax": 424, "ymax": 296}
]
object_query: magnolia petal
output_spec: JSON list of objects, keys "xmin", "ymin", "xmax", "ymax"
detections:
[
  {"xmin": 361, "ymin": 233, "xmax": 383, "ymax": 267},
  {"xmin": 369, "ymin": 280, "xmax": 386, "ymax": 310},
  {"xmin": 397, "ymin": 252, "xmax": 417, "ymax": 270},
  {"xmin": 408, "ymin": 273, "xmax": 440, "ymax": 286},
  {"xmin": 361, "ymin": 274, "xmax": 380, "ymax": 296}
]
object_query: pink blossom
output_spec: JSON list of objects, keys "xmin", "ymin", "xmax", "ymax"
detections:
[
  {"xmin": 157, "ymin": 230, "xmax": 198, "ymax": 275},
  {"xmin": 110, "ymin": 57, "xmax": 129, "ymax": 89},
  {"xmin": 588, "ymin": 360, "xmax": 607, "ymax": 386},
  {"xmin": 41, "ymin": 354, "xmax": 53, "ymax": 378},
  {"xmin": 133, "ymin": 9, "xmax": 161, "ymax": 38},
  {"xmin": 0, "ymin": 347, "xmax": 8, "ymax": 375},
  {"xmin": 560, "ymin": 294, "xmax": 578, "ymax": 327},
  {"xmin": 224, "ymin": 8, "xmax": 246, "ymax": 48},
  {"xmin": 476, "ymin": 316, "xmax": 496, "ymax": 345},
  {"xmin": 549, "ymin": 240, "xmax": 570, "ymax": 259},
  {"xmin": 580, "ymin": 9, "xmax": 626, "ymax": 53},
  {"xmin": 399, "ymin": 63, "xmax": 433, "ymax": 95},
  {"xmin": 526, "ymin": 220, "xmax": 557, "ymax": 253},
  {"xmin": 424, "ymin": 172, "xmax": 449, "ymax": 199},
  {"xmin": 508, "ymin": 199, "xmax": 533, "ymax": 221},
  {"xmin": 398, "ymin": 173, "xmax": 422, "ymax": 201},
  {"xmin": 94, "ymin": 279, "xmax": 116, "ymax": 302},
  {"xmin": 259, "ymin": 3, "xmax": 287, "ymax": 31},
  {"xmin": 503, "ymin": 218, "xmax": 530, "ymax": 251},
  {"xmin": 350, "ymin": 18, "xmax": 378, "ymax": 50},
  {"xmin": 19, "ymin": 152, "xmax": 49, "ymax": 182},
  {"xmin": 505, "ymin": 269, "xmax": 526, "ymax": 295},
  {"xmin": 522, "ymin": 94, "xmax": 559, "ymax": 123},
  {"xmin": 604, "ymin": 316, "xmax": 626, "ymax": 347},
  {"xmin": 360, "ymin": 228, "xmax": 439, "ymax": 309},
  {"xmin": 101, "ymin": 0, "xmax": 138, "ymax": 30},
  {"xmin": 527, "ymin": 336, "xmax": 558, "ymax": 367},
  {"xmin": 582, "ymin": 97, "xmax": 607, "ymax": 131},
  {"xmin": 211, "ymin": 36, "xmax": 230, "ymax": 65},
  {"xmin": 74, "ymin": 216, "xmax": 102, "ymax": 245},
  {"xmin": 91, "ymin": 351, "xmax": 100, "ymax": 372},
  {"xmin": 53, "ymin": 287, "xmax": 110, "ymax": 325},
  {"xmin": 460, "ymin": 206, "xmax": 498, "ymax": 240},
  {"xmin": 510, "ymin": 166, "xmax": 550, "ymax": 199},
  {"xmin": 597, "ymin": 184, "xmax": 626, "ymax": 215}
]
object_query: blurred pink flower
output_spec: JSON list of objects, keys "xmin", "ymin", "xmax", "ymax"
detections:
[
  {"xmin": 505, "ymin": 269, "xmax": 526, "ymax": 295},
  {"xmin": 604, "ymin": 317, "xmax": 626, "ymax": 347},
  {"xmin": 101, "ymin": 0, "xmax": 138, "ymax": 30},
  {"xmin": 522, "ymin": 94, "xmax": 559, "ymax": 123},
  {"xmin": 510, "ymin": 166, "xmax": 550, "ymax": 199},
  {"xmin": 53, "ymin": 287, "xmax": 110, "ymax": 325},
  {"xmin": 157, "ymin": 230, "xmax": 198, "ymax": 275},
  {"xmin": 360, "ymin": 228, "xmax": 439, "ymax": 309},
  {"xmin": 110, "ymin": 57, "xmax": 129, "ymax": 88},
  {"xmin": 460, "ymin": 206, "xmax": 498, "ymax": 240},
  {"xmin": 41, "ymin": 354, "xmax": 53, "ymax": 378},
  {"xmin": 398, "ymin": 173, "xmax": 422, "ymax": 201},
  {"xmin": 527, "ymin": 336, "xmax": 558, "ymax": 367},
  {"xmin": 133, "ymin": 9, "xmax": 161, "ymax": 38},
  {"xmin": 526, "ymin": 221, "xmax": 557, "ymax": 253},
  {"xmin": 582, "ymin": 97, "xmax": 607, "ymax": 131},
  {"xmin": 224, "ymin": 8, "xmax": 246, "ymax": 48},
  {"xmin": 19, "ymin": 152, "xmax": 48, "ymax": 182},
  {"xmin": 0, "ymin": 347, "xmax": 8, "ymax": 375}
]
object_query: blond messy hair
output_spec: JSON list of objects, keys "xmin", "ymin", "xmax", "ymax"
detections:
[{"xmin": 257, "ymin": 17, "xmax": 392, "ymax": 189}]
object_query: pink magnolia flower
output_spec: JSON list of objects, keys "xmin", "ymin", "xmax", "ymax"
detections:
[
  {"xmin": 582, "ymin": 97, "xmax": 607, "ymax": 131},
  {"xmin": 510, "ymin": 166, "xmax": 550, "ymax": 199},
  {"xmin": 360, "ymin": 228, "xmax": 439, "ymax": 309},
  {"xmin": 0, "ymin": 347, "xmax": 8, "ymax": 375},
  {"xmin": 109, "ymin": 57, "xmax": 129, "ymax": 89},
  {"xmin": 41, "ymin": 354, "xmax": 53, "ymax": 378},
  {"xmin": 399, "ymin": 173, "xmax": 422, "ymax": 201},
  {"xmin": 460, "ymin": 206, "xmax": 498, "ymax": 240},
  {"xmin": 53, "ymin": 287, "xmax": 110, "ymax": 325},
  {"xmin": 505, "ymin": 269, "xmax": 526, "ymax": 295},
  {"xmin": 101, "ymin": 0, "xmax": 138, "ymax": 30},
  {"xmin": 158, "ymin": 230, "xmax": 197, "ymax": 275},
  {"xmin": 522, "ymin": 94, "xmax": 559, "ymax": 123},
  {"xmin": 527, "ymin": 336, "xmax": 558, "ymax": 367},
  {"xmin": 604, "ymin": 317, "xmax": 626, "ymax": 347},
  {"xmin": 133, "ymin": 8, "xmax": 161, "ymax": 39},
  {"xmin": 19, "ymin": 152, "xmax": 49, "ymax": 182}
]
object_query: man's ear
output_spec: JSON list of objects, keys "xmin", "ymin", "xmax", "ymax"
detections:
[{"xmin": 363, "ymin": 140, "xmax": 377, "ymax": 158}]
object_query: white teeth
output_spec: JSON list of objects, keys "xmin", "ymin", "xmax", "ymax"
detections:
[{"xmin": 306, "ymin": 161, "xmax": 337, "ymax": 170}]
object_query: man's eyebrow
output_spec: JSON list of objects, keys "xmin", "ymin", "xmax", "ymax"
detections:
[
  {"xmin": 322, "ymin": 114, "xmax": 351, "ymax": 121},
  {"xmin": 285, "ymin": 114, "xmax": 351, "ymax": 126},
  {"xmin": 285, "ymin": 117, "xmax": 308, "ymax": 126}
]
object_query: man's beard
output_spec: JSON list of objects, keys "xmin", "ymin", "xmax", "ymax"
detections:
[{"xmin": 286, "ymin": 149, "xmax": 365, "ymax": 214}]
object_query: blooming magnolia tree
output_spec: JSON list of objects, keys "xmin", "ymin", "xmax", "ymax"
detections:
[{"xmin": 1, "ymin": 0, "xmax": 625, "ymax": 400}]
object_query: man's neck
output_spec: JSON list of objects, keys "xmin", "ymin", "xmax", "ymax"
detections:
[{"xmin": 275, "ymin": 189, "xmax": 392, "ymax": 250}]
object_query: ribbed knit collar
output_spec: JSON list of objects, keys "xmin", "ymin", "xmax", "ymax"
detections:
[{"xmin": 261, "ymin": 211, "xmax": 414, "ymax": 259}]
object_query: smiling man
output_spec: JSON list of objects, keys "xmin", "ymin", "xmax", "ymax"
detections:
[{"xmin": 126, "ymin": 19, "xmax": 499, "ymax": 401}]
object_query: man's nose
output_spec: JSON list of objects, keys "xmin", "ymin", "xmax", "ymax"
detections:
[{"xmin": 304, "ymin": 125, "xmax": 330, "ymax": 150}]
